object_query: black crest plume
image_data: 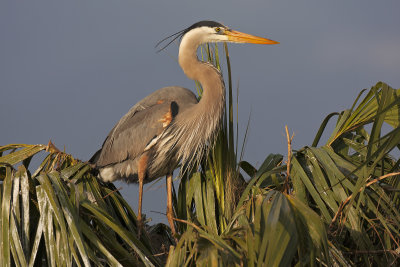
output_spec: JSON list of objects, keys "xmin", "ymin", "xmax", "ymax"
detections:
[{"xmin": 155, "ymin": 20, "xmax": 225, "ymax": 52}]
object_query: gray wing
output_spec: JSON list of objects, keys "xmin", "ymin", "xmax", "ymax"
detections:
[{"xmin": 93, "ymin": 86, "xmax": 198, "ymax": 167}]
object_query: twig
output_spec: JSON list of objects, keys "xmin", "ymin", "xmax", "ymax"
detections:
[
  {"xmin": 172, "ymin": 217, "xmax": 202, "ymax": 232},
  {"xmin": 93, "ymin": 187, "xmax": 123, "ymax": 203},
  {"xmin": 153, "ymin": 252, "xmax": 168, "ymax": 257},
  {"xmin": 150, "ymin": 210, "xmax": 167, "ymax": 216},
  {"xmin": 330, "ymin": 172, "xmax": 400, "ymax": 226},
  {"xmin": 103, "ymin": 187, "xmax": 123, "ymax": 199},
  {"xmin": 343, "ymin": 249, "xmax": 399, "ymax": 256},
  {"xmin": 284, "ymin": 126, "xmax": 294, "ymax": 193}
]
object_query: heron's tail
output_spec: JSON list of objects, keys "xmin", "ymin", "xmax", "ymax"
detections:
[{"xmin": 89, "ymin": 149, "xmax": 101, "ymax": 164}]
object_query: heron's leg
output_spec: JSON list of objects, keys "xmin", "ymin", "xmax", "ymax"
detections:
[
  {"xmin": 137, "ymin": 153, "xmax": 149, "ymax": 237},
  {"xmin": 137, "ymin": 175, "xmax": 144, "ymax": 236},
  {"xmin": 166, "ymin": 173, "xmax": 177, "ymax": 237}
]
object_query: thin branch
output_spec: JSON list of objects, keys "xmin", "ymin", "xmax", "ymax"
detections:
[
  {"xmin": 284, "ymin": 125, "xmax": 294, "ymax": 193},
  {"xmin": 172, "ymin": 218, "xmax": 202, "ymax": 232},
  {"xmin": 330, "ymin": 172, "xmax": 400, "ymax": 226},
  {"xmin": 343, "ymin": 249, "xmax": 399, "ymax": 256},
  {"xmin": 153, "ymin": 252, "xmax": 168, "ymax": 257},
  {"xmin": 93, "ymin": 187, "xmax": 123, "ymax": 203}
]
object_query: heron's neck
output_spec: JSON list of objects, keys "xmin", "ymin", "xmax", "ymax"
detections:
[
  {"xmin": 178, "ymin": 41, "xmax": 225, "ymax": 110},
  {"xmin": 172, "ymin": 39, "xmax": 225, "ymax": 171}
]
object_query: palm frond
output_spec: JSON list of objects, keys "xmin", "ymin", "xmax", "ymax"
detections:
[{"xmin": 0, "ymin": 144, "xmax": 163, "ymax": 266}]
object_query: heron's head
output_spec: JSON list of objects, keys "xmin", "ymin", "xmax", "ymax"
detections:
[{"xmin": 156, "ymin": 20, "xmax": 279, "ymax": 52}]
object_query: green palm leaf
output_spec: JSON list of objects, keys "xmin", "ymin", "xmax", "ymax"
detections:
[{"xmin": 0, "ymin": 144, "xmax": 163, "ymax": 266}]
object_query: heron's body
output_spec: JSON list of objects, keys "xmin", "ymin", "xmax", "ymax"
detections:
[
  {"xmin": 92, "ymin": 86, "xmax": 200, "ymax": 182},
  {"xmin": 90, "ymin": 20, "xmax": 278, "ymax": 237}
]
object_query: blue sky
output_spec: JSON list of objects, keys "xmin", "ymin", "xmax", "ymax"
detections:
[{"xmin": 1, "ymin": 0, "xmax": 400, "ymax": 224}]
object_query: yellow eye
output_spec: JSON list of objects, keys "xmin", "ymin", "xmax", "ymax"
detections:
[{"xmin": 215, "ymin": 27, "xmax": 221, "ymax": 33}]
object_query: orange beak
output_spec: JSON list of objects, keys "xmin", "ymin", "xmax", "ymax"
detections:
[{"xmin": 225, "ymin": 29, "xmax": 279, "ymax": 45}]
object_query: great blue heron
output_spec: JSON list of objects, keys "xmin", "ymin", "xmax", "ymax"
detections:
[{"xmin": 90, "ymin": 20, "xmax": 278, "ymax": 236}]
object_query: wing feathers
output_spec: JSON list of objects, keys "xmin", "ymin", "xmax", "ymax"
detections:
[{"xmin": 92, "ymin": 86, "xmax": 198, "ymax": 168}]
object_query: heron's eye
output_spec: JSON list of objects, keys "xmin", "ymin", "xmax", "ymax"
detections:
[{"xmin": 215, "ymin": 27, "xmax": 221, "ymax": 33}]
